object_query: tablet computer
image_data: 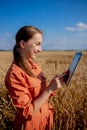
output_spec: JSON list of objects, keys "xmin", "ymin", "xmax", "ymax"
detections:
[{"xmin": 65, "ymin": 52, "xmax": 82, "ymax": 86}]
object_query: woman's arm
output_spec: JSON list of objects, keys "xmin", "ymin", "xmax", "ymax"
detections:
[{"xmin": 33, "ymin": 76, "xmax": 62, "ymax": 113}]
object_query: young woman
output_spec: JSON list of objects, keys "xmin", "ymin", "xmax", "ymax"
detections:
[{"xmin": 5, "ymin": 25, "xmax": 67, "ymax": 130}]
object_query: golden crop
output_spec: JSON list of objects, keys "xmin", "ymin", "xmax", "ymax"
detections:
[{"xmin": 0, "ymin": 51, "xmax": 87, "ymax": 130}]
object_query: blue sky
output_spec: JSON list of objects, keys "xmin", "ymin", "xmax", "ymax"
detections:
[{"xmin": 0, "ymin": 0, "xmax": 87, "ymax": 50}]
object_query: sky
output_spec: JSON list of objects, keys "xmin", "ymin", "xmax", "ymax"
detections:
[{"xmin": 0, "ymin": 0, "xmax": 87, "ymax": 50}]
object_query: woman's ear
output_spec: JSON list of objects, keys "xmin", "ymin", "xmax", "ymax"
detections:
[{"xmin": 19, "ymin": 40, "xmax": 25, "ymax": 49}]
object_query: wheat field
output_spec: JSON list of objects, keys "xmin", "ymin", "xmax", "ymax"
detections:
[{"xmin": 0, "ymin": 51, "xmax": 87, "ymax": 130}]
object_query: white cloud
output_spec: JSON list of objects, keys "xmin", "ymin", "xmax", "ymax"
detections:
[
  {"xmin": 77, "ymin": 23, "xmax": 87, "ymax": 31},
  {"xmin": 65, "ymin": 22, "xmax": 87, "ymax": 31},
  {"xmin": 65, "ymin": 27, "xmax": 76, "ymax": 31}
]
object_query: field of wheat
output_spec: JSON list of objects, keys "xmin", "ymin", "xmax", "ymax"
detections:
[{"xmin": 0, "ymin": 51, "xmax": 87, "ymax": 130}]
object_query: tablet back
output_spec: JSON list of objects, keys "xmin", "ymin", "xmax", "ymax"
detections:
[{"xmin": 66, "ymin": 52, "xmax": 82, "ymax": 86}]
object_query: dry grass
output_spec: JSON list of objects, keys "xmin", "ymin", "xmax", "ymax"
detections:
[{"xmin": 0, "ymin": 50, "xmax": 87, "ymax": 130}]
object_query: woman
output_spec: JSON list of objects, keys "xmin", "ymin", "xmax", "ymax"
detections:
[{"xmin": 5, "ymin": 25, "xmax": 66, "ymax": 130}]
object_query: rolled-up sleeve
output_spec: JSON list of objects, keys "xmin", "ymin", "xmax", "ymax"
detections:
[{"xmin": 5, "ymin": 71, "xmax": 34, "ymax": 120}]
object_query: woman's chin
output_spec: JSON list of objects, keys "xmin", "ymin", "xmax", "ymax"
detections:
[{"xmin": 31, "ymin": 55, "xmax": 37, "ymax": 60}]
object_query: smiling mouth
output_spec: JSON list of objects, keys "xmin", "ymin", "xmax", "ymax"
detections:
[{"xmin": 34, "ymin": 52, "xmax": 38, "ymax": 56}]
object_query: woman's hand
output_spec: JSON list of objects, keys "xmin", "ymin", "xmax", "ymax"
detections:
[
  {"xmin": 47, "ymin": 70, "xmax": 70, "ymax": 93},
  {"xmin": 58, "ymin": 70, "xmax": 70, "ymax": 84},
  {"xmin": 48, "ymin": 75, "xmax": 62, "ymax": 92}
]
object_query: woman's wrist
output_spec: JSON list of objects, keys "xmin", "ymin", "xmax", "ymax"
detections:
[{"xmin": 33, "ymin": 87, "xmax": 52, "ymax": 113}]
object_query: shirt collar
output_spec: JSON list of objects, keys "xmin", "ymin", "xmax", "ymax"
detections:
[{"xmin": 29, "ymin": 60, "xmax": 37, "ymax": 69}]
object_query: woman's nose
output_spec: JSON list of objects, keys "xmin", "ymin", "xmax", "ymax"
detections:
[{"xmin": 38, "ymin": 45, "xmax": 42, "ymax": 52}]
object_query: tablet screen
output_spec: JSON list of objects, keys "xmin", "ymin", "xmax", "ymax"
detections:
[{"xmin": 66, "ymin": 52, "xmax": 82, "ymax": 85}]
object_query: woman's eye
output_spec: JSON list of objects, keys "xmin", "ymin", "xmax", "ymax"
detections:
[
  {"xmin": 36, "ymin": 42, "xmax": 41, "ymax": 46},
  {"xmin": 36, "ymin": 44, "xmax": 39, "ymax": 46}
]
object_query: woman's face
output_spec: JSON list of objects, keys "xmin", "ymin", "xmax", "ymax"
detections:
[{"xmin": 20, "ymin": 33, "xmax": 42, "ymax": 59}]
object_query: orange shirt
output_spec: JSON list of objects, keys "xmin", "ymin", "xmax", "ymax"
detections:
[{"xmin": 5, "ymin": 60, "xmax": 54, "ymax": 130}]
